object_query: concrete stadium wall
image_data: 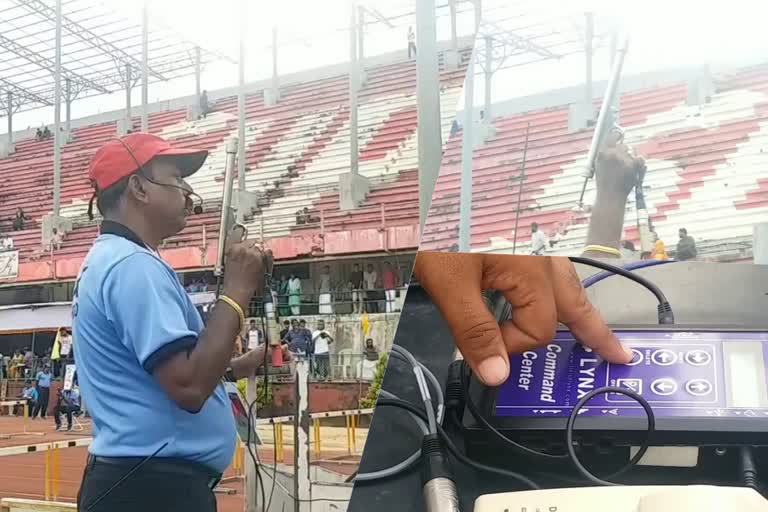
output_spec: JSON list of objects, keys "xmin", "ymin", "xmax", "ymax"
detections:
[
  {"xmin": 575, "ymin": 261, "xmax": 768, "ymax": 326},
  {"xmin": 259, "ymin": 382, "xmax": 371, "ymax": 419}
]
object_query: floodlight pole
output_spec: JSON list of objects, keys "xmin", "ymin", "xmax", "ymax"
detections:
[
  {"xmin": 65, "ymin": 78, "xmax": 71, "ymax": 136},
  {"xmin": 458, "ymin": 54, "xmax": 475, "ymax": 252},
  {"xmin": 349, "ymin": 1, "xmax": 359, "ymax": 176},
  {"xmin": 483, "ymin": 35, "xmax": 492, "ymax": 122},
  {"xmin": 450, "ymin": 0, "xmax": 458, "ymax": 52},
  {"xmin": 141, "ymin": 2, "xmax": 149, "ymax": 133},
  {"xmin": 584, "ymin": 12, "xmax": 594, "ymax": 123},
  {"xmin": 53, "ymin": 0, "xmax": 62, "ymax": 218},
  {"xmin": 416, "ymin": 0, "xmax": 442, "ymax": 233}
]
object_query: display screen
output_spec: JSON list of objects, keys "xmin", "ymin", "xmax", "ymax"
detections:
[{"xmin": 495, "ymin": 330, "xmax": 768, "ymax": 419}]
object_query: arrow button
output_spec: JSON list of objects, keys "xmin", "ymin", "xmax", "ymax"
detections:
[
  {"xmin": 685, "ymin": 379, "xmax": 712, "ymax": 397},
  {"xmin": 651, "ymin": 378, "xmax": 678, "ymax": 396},
  {"xmin": 685, "ymin": 350, "xmax": 712, "ymax": 367},
  {"xmin": 651, "ymin": 349, "xmax": 677, "ymax": 366}
]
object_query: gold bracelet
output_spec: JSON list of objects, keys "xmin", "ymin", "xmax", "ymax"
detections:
[
  {"xmin": 583, "ymin": 244, "xmax": 622, "ymax": 257},
  {"xmin": 218, "ymin": 295, "xmax": 246, "ymax": 328}
]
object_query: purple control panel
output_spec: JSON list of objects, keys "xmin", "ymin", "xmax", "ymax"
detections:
[{"xmin": 495, "ymin": 330, "xmax": 768, "ymax": 419}]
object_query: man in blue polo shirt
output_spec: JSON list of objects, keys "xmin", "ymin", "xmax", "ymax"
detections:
[
  {"xmin": 33, "ymin": 363, "xmax": 52, "ymax": 419},
  {"xmin": 73, "ymin": 133, "xmax": 272, "ymax": 512}
]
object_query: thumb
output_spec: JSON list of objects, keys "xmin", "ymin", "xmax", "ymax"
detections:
[
  {"xmin": 415, "ymin": 252, "xmax": 510, "ymax": 386},
  {"xmin": 225, "ymin": 224, "xmax": 247, "ymax": 254}
]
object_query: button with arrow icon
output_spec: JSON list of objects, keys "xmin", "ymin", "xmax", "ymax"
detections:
[
  {"xmin": 651, "ymin": 349, "xmax": 677, "ymax": 366},
  {"xmin": 651, "ymin": 378, "xmax": 678, "ymax": 396},
  {"xmin": 685, "ymin": 349, "xmax": 711, "ymax": 367},
  {"xmin": 685, "ymin": 379, "xmax": 712, "ymax": 396}
]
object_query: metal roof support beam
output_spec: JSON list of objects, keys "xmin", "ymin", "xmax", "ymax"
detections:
[
  {"xmin": 53, "ymin": 0, "xmax": 62, "ymax": 219},
  {"xmin": 484, "ymin": 19, "xmax": 559, "ymax": 59},
  {"xmin": 6, "ymin": 92, "xmax": 13, "ymax": 147},
  {"xmin": 0, "ymin": 77, "xmax": 51, "ymax": 107},
  {"xmin": 12, "ymin": 0, "xmax": 167, "ymax": 82},
  {"xmin": 584, "ymin": 11, "xmax": 594, "ymax": 122},
  {"xmin": 0, "ymin": 33, "xmax": 109, "ymax": 94},
  {"xmin": 141, "ymin": 2, "xmax": 149, "ymax": 133}
]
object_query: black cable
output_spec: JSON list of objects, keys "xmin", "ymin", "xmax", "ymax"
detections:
[
  {"xmin": 246, "ymin": 397, "xmax": 267, "ymax": 510},
  {"xmin": 375, "ymin": 398, "xmax": 539, "ymax": 490},
  {"xmin": 739, "ymin": 446, "xmax": 759, "ymax": 491},
  {"xmin": 565, "ymin": 386, "xmax": 656, "ymax": 486},
  {"xmin": 568, "ymin": 256, "xmax": 675, "ymax": 324},
  {"xmin": 84, "ymin": 442, "xmax": 169, "ymax": 511},
  {"xmin": 459, "ymin": 360, "xmax": 569, "ymax": 460}
]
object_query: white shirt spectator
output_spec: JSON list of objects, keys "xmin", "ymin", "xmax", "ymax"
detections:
[
  {"xmin": 530, "ymin": 230, "xmax": 548, "ymax": 255},
  {"xmin": 312, "ymin": 330, "xmax": 331, "ymax": 355},
  {"xmin": 59, "ymin": 334, "xmax": 72, "ymax": 357},
  {"xmin": 247, "ymin": 328, "xmax": 262, "ymax": 350},
  {"xmin": 363, "ymin": 270, "xmax": 377, "ymax": 290}
]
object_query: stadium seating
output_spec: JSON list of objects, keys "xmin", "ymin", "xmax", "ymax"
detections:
[
  {"xmin": 421, "ymin": 63, "xmax": 768, "ymax": 260},
  {"xmin": 0, "ymin": 50, "xmax": 469, "ymax": 283}
]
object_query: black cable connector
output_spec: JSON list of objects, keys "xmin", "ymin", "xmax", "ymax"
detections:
[
  {"xmin": 657, "ymin": 302, "xmax": 675, "ymax": 325},
  {"xmin": 421, "ymin": 434, "xmax": 461, "ymax": 512},
  {"xmin": 444, "ymin": 360, "xmax": 466, "ymax": 417},
  {"xmin": 740, "ymin": 446, "xmax": 759, "ymax": 491}
]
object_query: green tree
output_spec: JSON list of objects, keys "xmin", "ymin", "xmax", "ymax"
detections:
[{"xmin": 360, "ymin": 352, "xmax": 389, "ymax": 408}]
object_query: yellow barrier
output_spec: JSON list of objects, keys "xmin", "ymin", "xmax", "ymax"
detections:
[
  {"xmin": 44, "ymin": 444, "xmax": 61, "ymax": 501},
  {"xmin": 313, "ymin": 419, "xmax": 321, "ymax": 459},
  {"xmin": 275, "ymin": 423, "xmax": 284, "ymax": 462}
]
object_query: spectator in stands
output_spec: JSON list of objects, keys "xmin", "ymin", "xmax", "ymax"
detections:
[
  {"xmin": 651, "ymin": 231, "xmax": 669, "ymax": 261},
  {"xmin": 32, "ymin": 363, "xmax": 52, "ymax": 419},
  {"xmin": 199, "ymin": 90, "xmax": 210, "ymax": 119},
  {"xmin": 53, "ymin": 385, "xmax": 81, "ymax": 432},
  {"xmin": 12, "ymin": 208, "xmax": 27, "ymax": 231},
  {"xmin": 407, "ymin": 26, "xmax": 416, "ymax": 58},
  {"xmin": 49, "ymin": 227, "xmax": 63, "ymax": 251},
  {"xmin": 19, "ymin": 381, "xmax": 38, "ymax": 416},
  {"xmin": 676, "ymin": 228, "xmax": 697, "ymax": 261},
  {"xmin": 288, "ymin": 273, "xmax": 302, "ymax": 315},
  {"xmin": 35, "ymin": 127, "xmax": 43, "ymax": 141},
  {"xmin": 351, "ymin": 263, "xmax": 364, "ymax": 314},
  {"xmin": 317, "ymin": 265, "xmax": 333, "ymax": 314},
  {"xmin": 530, "ymin": 223, "xmax": 548, "ymax": 255},
  {"xmin": 246, "ymin": 319, "xmax": 263, "ymax": 351},
  {"xmin": 278, "ymin": 275, "xmax": 290, "ymax": 316},
  {"xmin": 295, "ymin": 209, "xmax": 306, "ymax": 225},
  {"xmin": 285, "ymin": 319, "xmax": 308, "ymax": 355},
  {"xmin": 363, "ymin": 263, "xmax": 378, "ymax": 313},
  {"xmin": 23, "ymin": 347, "xmax": 34, "ymax": 377},
  {"xmin": 42, "ymin": 126, "xmax": 52, "ymax": 139},
  {"xmin": 382, "ymin": 261, "xmax": 399, "ymax": 313},
  {"xmin": 279, "ymin": 319, "xmax": 290, "ymax": 341},
  {"xmin": 299, "ymin": 319, "xmax": 315, "ymax": 372},
  {"xmin": 364, "ymin": 338, "xmax": 379, "ymax": 362},
  {"xmin": 311, "ymin": 320, "xmax": 334, "ymax": 380},
  {"xmin": 9, "ymin": 350, "xmax": 23, "ymax": 379},
  {"xmin": 450, "ymin": 119, "xmax": 460, "ymax": 136}
]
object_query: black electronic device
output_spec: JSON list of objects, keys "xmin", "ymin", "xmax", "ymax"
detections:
[{"xmin": 464, "ymin": 325, "xmax": 768, "ymax": 461}]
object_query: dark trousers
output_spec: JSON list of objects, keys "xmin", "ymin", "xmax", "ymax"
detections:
[
  {"xmin": 54, "ymin": 404, "xmax": 80, "ymax": 428},
  {"xmin": 33, "ymin": 387, "xmax": 49, "ymax": 418},
  {"xmin": 78, "ymin": 456, "xmax": 220, "ymax": 512},
  {"xmin": 315, "ymin": 354, "xmax": 330, "ymax": 379}
]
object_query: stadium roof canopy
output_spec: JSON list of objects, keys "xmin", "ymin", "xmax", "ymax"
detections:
[
  {"xmin": 475, "ymin": 1, "xmax": 614, "ymax": 71},
  {"xmin": 0, "ymin": 0, "xmax": 233, "ymax": 115}
]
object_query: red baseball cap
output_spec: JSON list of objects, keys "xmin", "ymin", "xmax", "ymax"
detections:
[{"xmin": 88, "ymin": 133, "xmax": 208, "ymax": 191}]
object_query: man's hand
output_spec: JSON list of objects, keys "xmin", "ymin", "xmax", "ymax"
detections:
[
  {"xmin": 222, "ymin": 226, "xmax": 273, "ymax": 308},
  {"xmin": 413, "ymin": 252, "xmax": 632, "ymax": 386},
  {"xmin": 231, "ymin": 344, "xmax": 293, "ymax": 379},
  {"xmin": 594, "ymin": 135, "xmax": 646, "ymax": 201}
]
